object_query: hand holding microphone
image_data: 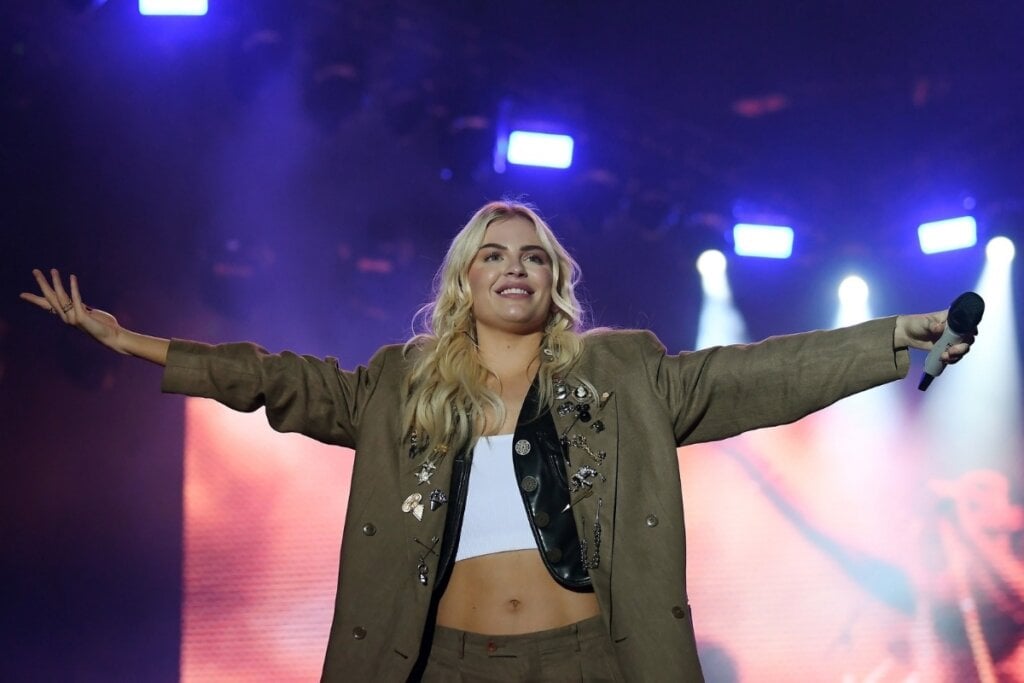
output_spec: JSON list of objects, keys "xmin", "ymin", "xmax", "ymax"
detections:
[{"xmin": 918, "ymin": 291, "xmax": 985, "ymax": 391}]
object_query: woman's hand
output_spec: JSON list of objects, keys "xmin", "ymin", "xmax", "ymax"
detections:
[
  {"xmin": 21, "ymin": 268, "xmax": 169, "ymax": 364},
  {"xmin": 894, "ymin": 311, "xmax": 974, "ymax": 364},
  {"xmin": 20, "ymin": 268, "xmax": 129, "ymax": 354}
]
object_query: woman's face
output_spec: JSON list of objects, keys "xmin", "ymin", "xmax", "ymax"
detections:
[{"xmin": 466, "ymin": 216, "xmax": 555, "ymax": 338}]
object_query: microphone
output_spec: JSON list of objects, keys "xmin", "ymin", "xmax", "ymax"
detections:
[{"xmin": 918, "ymin": 291, "xmax": 984, "ymax": 391}]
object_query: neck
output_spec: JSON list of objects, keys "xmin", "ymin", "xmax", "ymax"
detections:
[{"xmin": 475, "ymin": 327, "xmax": 544, "ymax": 380}]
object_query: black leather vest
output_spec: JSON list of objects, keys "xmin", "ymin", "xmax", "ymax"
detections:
[{"xmin": 433, "ymin": 381, "xmax": 592, "ymax": 592}]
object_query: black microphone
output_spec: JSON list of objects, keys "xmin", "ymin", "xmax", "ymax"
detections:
[{"xmin": 918, "ymin": 291, "xmax": 984, "ymax": 391}]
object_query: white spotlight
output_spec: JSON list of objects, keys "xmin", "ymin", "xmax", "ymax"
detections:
[
  {"xmin": 834, "ymin": 275, "xmax": 872, "ymax": 327},
  {"xmin": 986, "ymin": 236, "xmax": 1016, "ymax": 263},
  {"xmin": 695, "ymin": 250, "xmax": 746, "ymax": 348},
  {"xmin": 696, "ymin": 250, "xmax": 727, "ymax": 278},
  {"xmin": 838, "ymin": 276, "xmax": 869, "ymax": 306},
  {"xmin": 697, "ymin": 250, "xmax": 730, "ymax": 302}
]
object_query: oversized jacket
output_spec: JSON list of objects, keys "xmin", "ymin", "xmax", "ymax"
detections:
[{"xmin": 161, "ymin": 317, "xmax": 909, "ymax": 682}]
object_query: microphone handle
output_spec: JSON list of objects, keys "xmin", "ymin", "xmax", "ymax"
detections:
[{"xmin": 918, "ymin": 324, "xmax": 964, "ymax": 390}]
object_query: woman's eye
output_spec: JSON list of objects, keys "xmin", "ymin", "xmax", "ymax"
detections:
[
  {"xmin": 526, "ymin": 253, "xmax": 546, "ymax": 264},
  {"xmin": 483, "ymin": 252, "xmax": 501, "ymax": 262}
]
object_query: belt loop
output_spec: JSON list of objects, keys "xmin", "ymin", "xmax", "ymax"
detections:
[
  {"xmin": 457, "ymin": 630, "xmax": 466, "ymax": 659},
  {"xmin": 573, "ymin": 621, "xmax": 582, "ymax": 653}
]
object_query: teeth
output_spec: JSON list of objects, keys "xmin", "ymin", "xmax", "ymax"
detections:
[{"xmin": 500, "ymin": 288, "xmax": 529, "ymax": 295}]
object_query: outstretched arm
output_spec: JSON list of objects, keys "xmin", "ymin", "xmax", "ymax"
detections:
[{"xmin": 19, "ymin": 268, "xmax": 169, "ymax": 366}]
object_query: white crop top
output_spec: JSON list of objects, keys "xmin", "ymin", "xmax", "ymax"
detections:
[{"xmin": 455, "ymin": 434, "xmax": 539, "ymax": 562}]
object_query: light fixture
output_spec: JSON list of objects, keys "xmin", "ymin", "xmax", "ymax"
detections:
[{"xmin": 732, "ymin": 223, "xmax": 794, "ymax": 259}]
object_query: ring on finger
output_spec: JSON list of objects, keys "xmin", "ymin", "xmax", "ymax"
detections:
[
  {"xmin": 48, "ymin": 306, "xmax": 57, "ymax": 315},
  {"xmin": 61, "ymin": 301, "xmax": 74, "ymax": 313}
]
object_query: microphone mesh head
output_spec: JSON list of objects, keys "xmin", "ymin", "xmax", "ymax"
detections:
[{"xmin": 948, "ymin": 291, "xmax": 985, "ymax": 334}]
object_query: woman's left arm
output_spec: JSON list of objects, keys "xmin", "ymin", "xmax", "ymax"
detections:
[{"xmin": 640, "ymin": 311, "xmax": 974, "ymax": 447}]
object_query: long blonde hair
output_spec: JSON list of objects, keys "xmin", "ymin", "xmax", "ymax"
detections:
[{"xmin": 403, "ymin": 201, "xmax": 587, "ymax": 454}]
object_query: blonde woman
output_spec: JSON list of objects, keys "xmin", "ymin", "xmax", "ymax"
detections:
[{"xmin": 22, "ymin": 201, "xmax": 973, "ymax": 681}]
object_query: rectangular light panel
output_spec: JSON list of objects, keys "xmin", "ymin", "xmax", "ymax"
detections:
[
  {"xmin": 732, "ymin": 223, "xmax": 794, "ymax": 258},
  {"xmin": 918, "ymin": 216, "xmax": 977, "ymax": 254},
  {"xmin": 505, "ymin": 131, "xmax": 574, "ymax": 169},
  {"xmin": 139, "ymin": 0, "xmax": 208, "ymax": 15}
]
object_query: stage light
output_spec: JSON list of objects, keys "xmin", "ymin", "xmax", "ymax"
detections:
[
  {"xmin": 696, "ymin": 250, "xmax": 729, "ymax": 302},
  {"xmin": 504, "ymin": 131, "xmax": 574, "ymax": 169},
  {"xmin": 837, "ymin": 276, "xmax": 869, "ymax": 306},
  {"xmin": 695, "ymin": 250, "xmax": 746, "ymax": 348},
  {"xmin": 139, "ymin": 0, "xmax": 207, "ymax": 15},
  {"xmin": 696, "ymin": 249, "xmax": 727, "ymax": 278},
  {"xmin": 922, "ymin": 227, "xmax": 1020, "ymax": 473},
  {"xmin": 834, "ymin": 275, "xmax": 872, "ymax": 328},
  {"xmin": 917, "ymin": 216, "xmax": 977, "ymax": 254},
  {"xmin": 986, "ymin": 236, "xmax": 1016, "ymax": 263},
  {"xmin": 732, "ymin": 223, "xmax": 793, "ymax": 259}
]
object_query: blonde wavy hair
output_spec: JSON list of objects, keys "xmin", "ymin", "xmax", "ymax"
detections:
[{"xmin": 403, "ymin": 201, "xmax": 588, "ymax": 454}]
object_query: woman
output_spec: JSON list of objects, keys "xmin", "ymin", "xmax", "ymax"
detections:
[{"xmin": 21, "ymin": 201, "xmax": 972, "ymax": 681}]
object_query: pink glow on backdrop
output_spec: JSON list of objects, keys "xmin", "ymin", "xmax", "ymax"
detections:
[
  {"xmin": 181, "ymin": 399, "xmax": 353, "ymax": 682},
  {"xmin": 182, "ymin": 399, "xmax": 1024, "ymax": 681}
]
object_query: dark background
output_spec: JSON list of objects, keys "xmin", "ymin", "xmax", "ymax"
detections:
[{"xmin": 2, "ymin": 1, "xmax": 1022, "ymax": 679}]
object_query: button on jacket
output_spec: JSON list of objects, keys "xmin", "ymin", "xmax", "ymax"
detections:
[{"xmin": 161, "ymin": 318, "xmax": 909, "ymax": 682}]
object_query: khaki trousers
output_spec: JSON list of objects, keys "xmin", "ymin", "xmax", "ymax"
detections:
[{"xmin": 419, "ymin": 616, "xmax": 623, "ymax": 682}]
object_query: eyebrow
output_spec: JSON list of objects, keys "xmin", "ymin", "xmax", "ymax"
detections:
[{"xmin": 477, "ymin": 243, "xmax": 548, "ymax": 253}]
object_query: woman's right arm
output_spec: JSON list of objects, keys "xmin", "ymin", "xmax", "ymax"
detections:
[
  {"xmin": 22, "ymin": 268, "xmax": 393, "ymax": 447},
  {"xmin": 19, "ymin": 268, "xmax": 169, "ymax": 366}
]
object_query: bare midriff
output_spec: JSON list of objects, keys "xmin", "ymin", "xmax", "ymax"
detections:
[
  {"xmin": 436, "ymin": 366, "xmax": 600, "ymax": 635},
  {"xmin": 435, "ymin": 549, "xmax": 601, "ymax": 635}
]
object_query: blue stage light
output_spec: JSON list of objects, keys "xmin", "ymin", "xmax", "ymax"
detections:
[
  {"xmin": 139, "ymin": 0, "xmax": 207, "ymax": 16},
  {"xmin": 505, "ymin": 131, "xmax": 574, "ymax": 169},
  {"xmin": 917, "ymin": 216, "xmax": 977, "ymax": 254},
  {"xmin": 732, "ymin": 223, "xmax": 794, "ymax": 259}
]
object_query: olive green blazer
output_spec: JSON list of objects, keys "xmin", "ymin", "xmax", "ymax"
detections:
[{"xmin": 162, "ymin": 317, "xmax": 908, "ymax": 682}]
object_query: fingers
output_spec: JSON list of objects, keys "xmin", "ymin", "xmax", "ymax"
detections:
[
  {"xmin": 50, "ymin": 269, "xmax": 75, "ymax": 322},
  {"xmin": 70, "ymin": 274, "xmax": 86, "ymax": 318},
  {"xmin": 50, "ymin": 268, "xmax": 71, "ymax": 304},
  {"xmin": 31, "ymin": 268, "xmax": 62, "ymax": 315},
  {"xmin": 25, "ymin": 268, "xmax": 75, "ymax": 322},
  {"xmin": 18, "ymin": 290, "xmax": 55, "ymax": 313},
  {"xmin": 943, "ymin": 340, "xmax": 973, "ymax": 364}
]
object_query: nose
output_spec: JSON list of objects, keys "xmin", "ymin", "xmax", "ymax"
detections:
[{"xmin": 506, "ymin": 260, "xmax": 526, "ymax": 276}]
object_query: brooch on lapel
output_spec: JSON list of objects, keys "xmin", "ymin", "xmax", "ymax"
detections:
[
  {"xmin": 554, "ymin": 378, "xmax": 613, "ymax": 570},
  {"xmin": 402, "ymin": 431, "xmax": 450, "ymax": 525},
  {"xmin": 412, "ymin": 536, "xmax": 439, "ymax": 586},
  {"xmin": 580, "ymin": 498, "xmax": 603, "ymax": 570},
  {"xmin": 555, "ymin": 382, "xmax": 614, "ymax": 497},
  {"xmin": 403, "ymin": 435, "xmax": 450, "ymax": 586},
  {"xmin": 408, "ymin": 430, "xmax": 449, "ymax": 487}
]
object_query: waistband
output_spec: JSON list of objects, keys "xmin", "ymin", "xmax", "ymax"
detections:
[{"xmin": 432, "ymin": 615, "xmax": 608, "ymax": 658}]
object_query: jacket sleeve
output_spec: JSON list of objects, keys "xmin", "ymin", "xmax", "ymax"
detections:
[
  {"xmin": 160, "ymin": 339, "xmax": 394, "ymax": 448},
  {"xmin": 637, "ymin": 316, "xmax": 910, "ymax": 446}
]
